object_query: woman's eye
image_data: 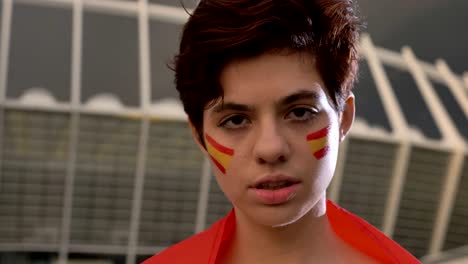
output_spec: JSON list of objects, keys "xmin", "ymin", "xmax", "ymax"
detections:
[
  {"xmin": 219, "ymin": 115, "xmax": 250, "ymax": 129},
  {"xmin": 286, "ymin": 107, "xmax": 316, "ymax": 121}
]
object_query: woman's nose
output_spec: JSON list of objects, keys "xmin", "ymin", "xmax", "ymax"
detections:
[{"xmin": 253, "ymin": 122, "xmax": 291, "ymax": 165}]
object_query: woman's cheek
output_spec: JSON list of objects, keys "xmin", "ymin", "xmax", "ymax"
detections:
[
  {"xmin": 306, "ymin": 125, "xmax": 331, "ymax": 160},
  {"xmin": 205, "ymin": 133, "xmax": 235, "ymax": 174}
]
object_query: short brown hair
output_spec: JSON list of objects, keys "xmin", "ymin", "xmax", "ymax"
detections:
[{"xmin": 174, "ymin": 0, "xmax": 361, "ymax": 145}]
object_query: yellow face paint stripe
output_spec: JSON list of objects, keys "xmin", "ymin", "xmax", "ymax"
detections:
[
  {"xmin": 306, "ymin": 126, "xmax": 330, "ymax": 160},
  {"xmin": 308, "ymin": 137, "xmax": 328, "ymax": 153},
  {"xmin": 207, "ymin": 143, "xmax": 233, "ymax": 169},
  {"xmin": 205, "ymin": 134, "xmax": 234, "ymax": 174}
]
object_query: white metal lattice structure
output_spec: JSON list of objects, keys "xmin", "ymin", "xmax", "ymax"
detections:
[{"xmin": 0, "ymin": 0, "xmax": 466, "ymax": 263}]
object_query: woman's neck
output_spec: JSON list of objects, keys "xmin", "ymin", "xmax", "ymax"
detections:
[{"xmin": 224, "ymin": 197, "xmax": 343, "ymax": 264}]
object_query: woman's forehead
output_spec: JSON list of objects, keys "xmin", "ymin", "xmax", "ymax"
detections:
[
  {"xmin": 219, "ymin": 53, "xmax": 325, "ymax": 98},
  {"xmin": 211, "ymin": 53, "xmax": 333, "ymax": 112}
]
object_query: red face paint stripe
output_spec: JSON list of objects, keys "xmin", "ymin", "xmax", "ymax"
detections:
[
  {"xmin": 205, "ymin": 134, "xmax": 234, "ymax": 155},
  {"xmin": 306, "ymin": 126, "xmax": 330, "ymax": 140},
  {"xmin": 314, "ymin": 146, "xmax": 329, "ymax": 160},
  {"xmin": 209, "ymin": 155, "xmax": 226, "ymax": 174}
]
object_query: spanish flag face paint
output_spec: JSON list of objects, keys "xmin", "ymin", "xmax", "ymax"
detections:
[
  {"xmin": 205, "ymin": 134, "xmax": 234, "ymax": 174},
  {"xmin": 306, "ymin": 126, "xmax": 330, "ymax": 160}
]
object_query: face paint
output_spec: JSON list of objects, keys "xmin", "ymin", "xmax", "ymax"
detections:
[
  {"xmin": 306, "ymin": 126, "xmax": 330, "ymax": 160},
  {"xmin": 205, "ymin": 134, "xmax": 234, "ymax": 174}
]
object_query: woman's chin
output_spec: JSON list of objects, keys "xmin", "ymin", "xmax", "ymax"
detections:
[{"xmin": 240, "ymin": 204, "xmax": 308, "ymax": 228}]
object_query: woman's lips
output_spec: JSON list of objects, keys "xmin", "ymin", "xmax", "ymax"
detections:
[
  {"xmin": 250, "ymin": 183, "xmax": 300, "ymax": 205},
  {"xmin": 251, "ymin": 174, "xmax": 301, "ymax": 188},
  {"xmin": 249, "ymin": 174, "xmax": 301, "ymax": 205}
]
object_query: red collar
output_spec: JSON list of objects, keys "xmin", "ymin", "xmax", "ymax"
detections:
[{"xmin": 144, "ymin": 200, "xmax": 420, "ymax": 264}]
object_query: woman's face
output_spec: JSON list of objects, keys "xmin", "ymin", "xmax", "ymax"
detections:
[{"xmin": 198, "ymin": 52, "xmax": 354, "ymax": 227}]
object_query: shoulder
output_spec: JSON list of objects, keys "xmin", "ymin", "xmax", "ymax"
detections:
[
  {"xmin": 350, "ymin": 212, "xmax": 421, "ymax": 263},
  {"xmin": 327, "ymin": 200, "xmax": 421, "ymax": 263},
  {"xmin": 141, "ymin": 218, "xmax": 226, "ymax": 264}
]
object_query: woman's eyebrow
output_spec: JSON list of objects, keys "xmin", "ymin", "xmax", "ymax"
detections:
[
  {"xmin": 278, "ymin": 90, "xmax": 320, "ymax": 107},
  {"xmin": 211, "ymin": 89, "xmax": 320, "ymax": 113},
  {"xmin": 212, "ymin": 102, "xmax": 255, "ymax": 113}
]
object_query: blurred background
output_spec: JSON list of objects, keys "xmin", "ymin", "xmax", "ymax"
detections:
[{"xmin": 0, "ymin": 0, "xmax": 466, "ymax": 263}]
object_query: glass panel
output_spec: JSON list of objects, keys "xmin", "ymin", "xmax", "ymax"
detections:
[
  {"xmin": 430, "ymin": 80, "xmax": 467, "ymax": 140},
  {"xmin": 384, "ymin": 65, "xmax": 442, "ymax": 140},
  {"xmin": 82, "ymin": 11, "xmax": 139, "ymax": 106},
  {"xmin": 149, "ymin": 20, "xmax": 182, "ymax": 101},
  {"xmin": 0, "ymin": 110, "xmax": 69, "ymax": 244},
  {"xmin": 149, "ymin": 0, "xmax": 199, "ymax": 9},
  {"xmin": 355, "ymin": 60, "xmax": 392, "ymax": 132},
  {"xmin": 7, "ymin": 3, "xmax": 71, "ymax": 101},
  {"xmin": 444, "ymin": 156, "xmax": 468, "ymax": 250},
  {"xmin": 393, "ymin": 147, "xmax": 449, "ymax": 257},
  {"xmin": 71, "ymin": 115, "xmax": 139, "ymax": 245},
  {"xmin": 139, "ymin": 120, "xmax": 202, "ymax": 247},
  {"xmin": 337, "ymin": 138, "xmax": 398, "ymax": 228}
]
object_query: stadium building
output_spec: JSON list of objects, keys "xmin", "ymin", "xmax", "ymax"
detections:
[{"xmin": 0, "ymin": 0, "xmax": 466, "ymax": 263}]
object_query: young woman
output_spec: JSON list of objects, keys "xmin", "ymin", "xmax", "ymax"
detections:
[{"xmin": 144, "ymin": 0, "xmax": 420, "ymax": 263}]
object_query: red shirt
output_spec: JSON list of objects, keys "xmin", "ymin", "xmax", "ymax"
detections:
[{"xmin": 143, "ymin": 200, "xmax": 420, "ymax": 264}]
